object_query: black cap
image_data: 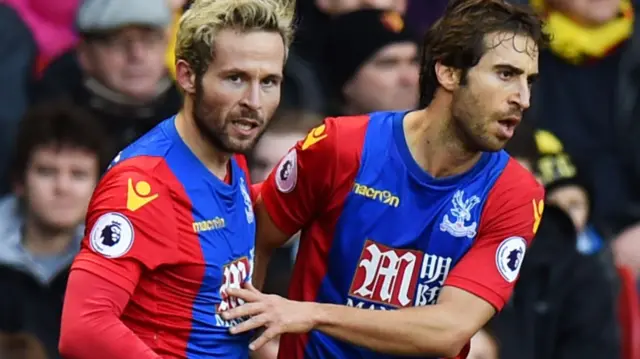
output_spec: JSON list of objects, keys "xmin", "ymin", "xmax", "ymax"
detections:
[{"xmin": 325, "ymin": 9, "xmax": 418, "ymax": 92}]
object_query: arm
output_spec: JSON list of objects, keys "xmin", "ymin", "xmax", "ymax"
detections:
[
  {"xmin": 59, "ymin": 163, "xmax": 178, "ymax": 358},
  {"xmin": 59, "ymin": 268, "xmax": 161, "ymax": 359},
  {"xmin": 305, "ymin": 161, "xmax": 545, "ymax": 357},
  {"xmin": 253, "ymin": 121, "xmax": 339, "ymax": 289},
  {"xmin": 310, "ymin": 286, "xmax": 493, "ymax": 357}
]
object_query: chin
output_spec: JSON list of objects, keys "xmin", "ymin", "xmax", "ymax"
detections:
[
  {"xmin": 44, "ymin": 217, "xmax": 80, "ymax": 231},
  {"xmin": 478, "ymin": 139, "xmax": 507, "ymax": 153},
  {"xmin": 225, "ymin": 138, "xmax": 258, "ymax": 154}
]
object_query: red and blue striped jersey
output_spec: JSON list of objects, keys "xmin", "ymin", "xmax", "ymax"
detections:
[
  {"xmin": 72, "ymin": 116, "xmax": 256, "ymax": 358},
  {"xmin": 261, "ymin": 111, "xmax": 545, "ymax": 359}
]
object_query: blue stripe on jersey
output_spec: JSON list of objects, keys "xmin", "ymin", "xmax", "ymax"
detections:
[
  {"xmin": 109, "ymin": 117, "xmax": 255, "ymax": 358},
  {"xmin": 158, "ymin": 119, "xmax": 255, "ymax": 358},
  {"xmin": 305, "ymin": 111, "xmax": 509, "ymax": 359}
]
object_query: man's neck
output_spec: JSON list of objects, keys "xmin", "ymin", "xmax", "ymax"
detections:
[
  {"xmin": 22, "ymin": 219, "xmax": 75, "ymax": 257},
  {"xmin": 403, "ymin": 105, "xmax": 482, "ymax": 178},
  {"xmin": 175, "ymin": 103, "xmax": 230, "ymax": 179}
]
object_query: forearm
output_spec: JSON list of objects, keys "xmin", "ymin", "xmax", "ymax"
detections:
[
  {"xmin": 59, "ymin": 269, "xmax": 161, "ymax": 359},
  {"xmin": 312, "ymin": 303, "xmax": 466, "ymax": 357},
  {"xmin": 60, "ymin": 319, "xmax": 160, "ymax": 359}
]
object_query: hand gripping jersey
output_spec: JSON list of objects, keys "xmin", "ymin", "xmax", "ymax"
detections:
[
  {"xmin": 261, "ymin": 111, "xmax": 545, "ymax": 359},
  {"xmin": 72, "ymin": 117, "xmax": 257, "ymax": 358}
]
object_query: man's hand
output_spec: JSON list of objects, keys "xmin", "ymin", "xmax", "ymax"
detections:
[{"xmin": 222, "ymin": 282, "xmax": 317, "ymax": 351}]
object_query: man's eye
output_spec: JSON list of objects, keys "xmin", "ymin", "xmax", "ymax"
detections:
[{"xmin": 499, "ymin": 70, "xmax": 514, "ymax": 80}]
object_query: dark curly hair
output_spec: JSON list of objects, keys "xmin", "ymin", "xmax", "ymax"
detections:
[
  {"xmin": 419, "ymin": 0, "xmax": 550, "ymax": 107},
  {"xmin": 11, "ymin": 99, "xmax": 111, "ymax": 184}
]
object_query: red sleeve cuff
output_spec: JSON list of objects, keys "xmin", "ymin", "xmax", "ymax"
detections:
[
  {"xmin": 444, "ymin": 275, "xmax": 506, "ymax": 311},
  {"xmin": 72, "ymin": 253, "xmax": 140, "ymax": 295}
]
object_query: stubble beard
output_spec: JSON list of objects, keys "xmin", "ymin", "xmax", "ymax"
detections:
[
  {"xmin": 450, "ymin": 87, "xmax": 503, "ymax": 153},
  {"xmin": 192, "ymin": 81, "xmax": 260, "ymax": 155}
]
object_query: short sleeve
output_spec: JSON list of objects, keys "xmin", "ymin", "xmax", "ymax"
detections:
[
  {"xmin": 72, "ymin": 163, "xmax": 179, "ymax": 294},
  {"xmin": 260, "ymin": 119, "xmax": 339, "ymax": 236},
  {"xmin": 444, "ymin": 160, "xmax": 545, "ymax": 310}
]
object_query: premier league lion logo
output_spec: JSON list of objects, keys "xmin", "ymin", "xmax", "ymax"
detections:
[
  {"xmin": 279, "ymin": 160, "xmax": 293, "ymax": 181},
  {"xmin": 100, "ymin": 221, "xmax": 122, "ymax": 246},
  {"xmin": 507, "ymin": 248, "xmax": 523, "ymax": 271}
]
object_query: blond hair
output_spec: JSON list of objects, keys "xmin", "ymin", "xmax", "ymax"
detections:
[{"xmin": 175, "ymin": 0, "xmax": 295, "ymax": 76}]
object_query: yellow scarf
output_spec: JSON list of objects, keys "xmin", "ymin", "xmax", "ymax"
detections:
[
  {"xmin": 166, "ymin": 11, "xmax": 183, "ymax": 79},
  {"xmin": 531, "ymin": 0, "xmax": 634, "ymax": 63}
]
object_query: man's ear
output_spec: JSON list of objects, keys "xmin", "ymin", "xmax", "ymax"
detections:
[
  {"xmin": 175, "ymin": 59, "xmax": 197, "ymax": 95},
  {"xmin": 434, "ymin": 61, "xmax": 462, "ymax": 92}
]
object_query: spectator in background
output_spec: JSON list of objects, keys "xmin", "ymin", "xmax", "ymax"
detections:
[
  {"xmin": 293, "ymin": 0, "xmax": 408, "ymax": 68},
  {"xmin": 4, "ymin": 0, "xmax": 80, "ymax": 75},
  {"xmin": 404, "ymin": 0, "xmax": 449, "ymax": 35},
  {"xmin": 0, "ymin": 332, "xmax": 48, "ymax": 359},
  {"xmin": 533, "ymin": 129, "xmax": 606, "ymax": 256},
  {"xmin": 491, "ymin": 124, "xmax": 621, "ymax": 359},
  {"xmin": 0, "ymin": 100, "xmax": 109, "ymax": 359},
  {"xmin": 512, "ymin": 0, "xmax": 640, "ymax": 239},
  {"xmin": 31, "ymin": 0, "xmax": 182, "ymax": 161},
  {"xmin": 325, "ymin": 9, "xmax": 419, "ymax": 115},
  {"xmin": 287, "ymin": 0, "xmax": 409, "ymax": 114},
  {"xmin": 0, "ymin": 4, "xmax": 37, "ymax": 196}
]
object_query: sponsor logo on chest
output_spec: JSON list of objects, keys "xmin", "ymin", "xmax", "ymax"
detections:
[
  {"xmin": 215, "ymin": 248, "xmax": 255, "ymax": 327},
  {"xmin": 347, "ymin": 240, "xmax": 453, "ymax": 310}
]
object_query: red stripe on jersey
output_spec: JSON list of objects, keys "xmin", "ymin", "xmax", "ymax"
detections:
[
  {"xmin": 261, "ymin": 116, "xmax": 370, "ymax": 358},
  {"xmin": 72, "ymin": 156, "xmax": 206, "ymax": 357},
  {"xmin": 444, "ymin": 157, "xmax": 543, "ymax": 311}
]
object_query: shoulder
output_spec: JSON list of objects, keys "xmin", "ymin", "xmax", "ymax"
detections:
[
  {"xmin": 91, "ymin": 155, "xmax": 179, "ymax": 218},
  {"xmin": 102, "ymin": 155, "xmax": 172, "ymax": 186},
  {"xmin": 295, "ymin": 115, "xmax": 369, "ymax": 178},
  {"xmin": 299, "ymin": 115, "xmax": 369, "ymax": 153},
  {"xmin": 490, "ymin": 157, "xmax": 544, "ymax": 201},
  {"xmin": 480, "ymin": 157, "xmax": 545, "ymax": 235},
  {"xmin": 108, "ymin": 118, "xmax": 175, "ymax": 168}
]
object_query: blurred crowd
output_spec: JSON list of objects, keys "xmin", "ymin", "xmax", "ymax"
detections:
[{"xmin": 0, "ymin": 0, "xmax": 640, "ymax": 358}]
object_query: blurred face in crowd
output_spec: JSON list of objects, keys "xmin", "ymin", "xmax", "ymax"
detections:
[
  {"xmin": 178, "ymin": 29, "xmax": 285, "ymax": 154},
  {"xmin": 78, "ymin": 26, "xmax": 169, "ymax": 102},
  {"xmin": 17, "ymin": 146, "xmax": 98, "ymax": 232},
  {"xmin": 547, "ymin": 185, "xmax": 590, "ymax": 232},
  {"xmin": 446, "ymin": 32, "xmax": 538, "ymax": 152},
  {"xmin": 343, "ymin": 42, "xmax": 419, "ymax": 114},
  {"xmin": 252, "ymin": 131, "xmax": 305, "ymax": 181},
  {"xmin": 547, "ymin": 0, "xmax": 620, "ymax": 27},
  {"xmin": 316, "ymin": 0, "xmax": 407, "ymax": 15}
]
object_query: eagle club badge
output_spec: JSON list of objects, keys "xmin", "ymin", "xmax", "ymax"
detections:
[
  {"xmin": 440, "ymin": 190, "xmax": 481, "ymax": 238},
  {"xmin": 240, "ymin": 177, "xmax": 254, "ymax": 224}
]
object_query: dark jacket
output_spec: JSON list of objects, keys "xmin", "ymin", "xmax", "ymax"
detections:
[
  {"xmin": 491, "ymin": 205, "xmax": 621, "ymax": 359},
  {"xmin": 0, "ymin": 5, "xmax": 36, "ymax": 195},
  {"xmin": 0, "ymin": 265, "xmax": 70, "ymax": 359},
  {"xmin": 0, "ymin": 196, "xmax": 81, "ymax": 359}
]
